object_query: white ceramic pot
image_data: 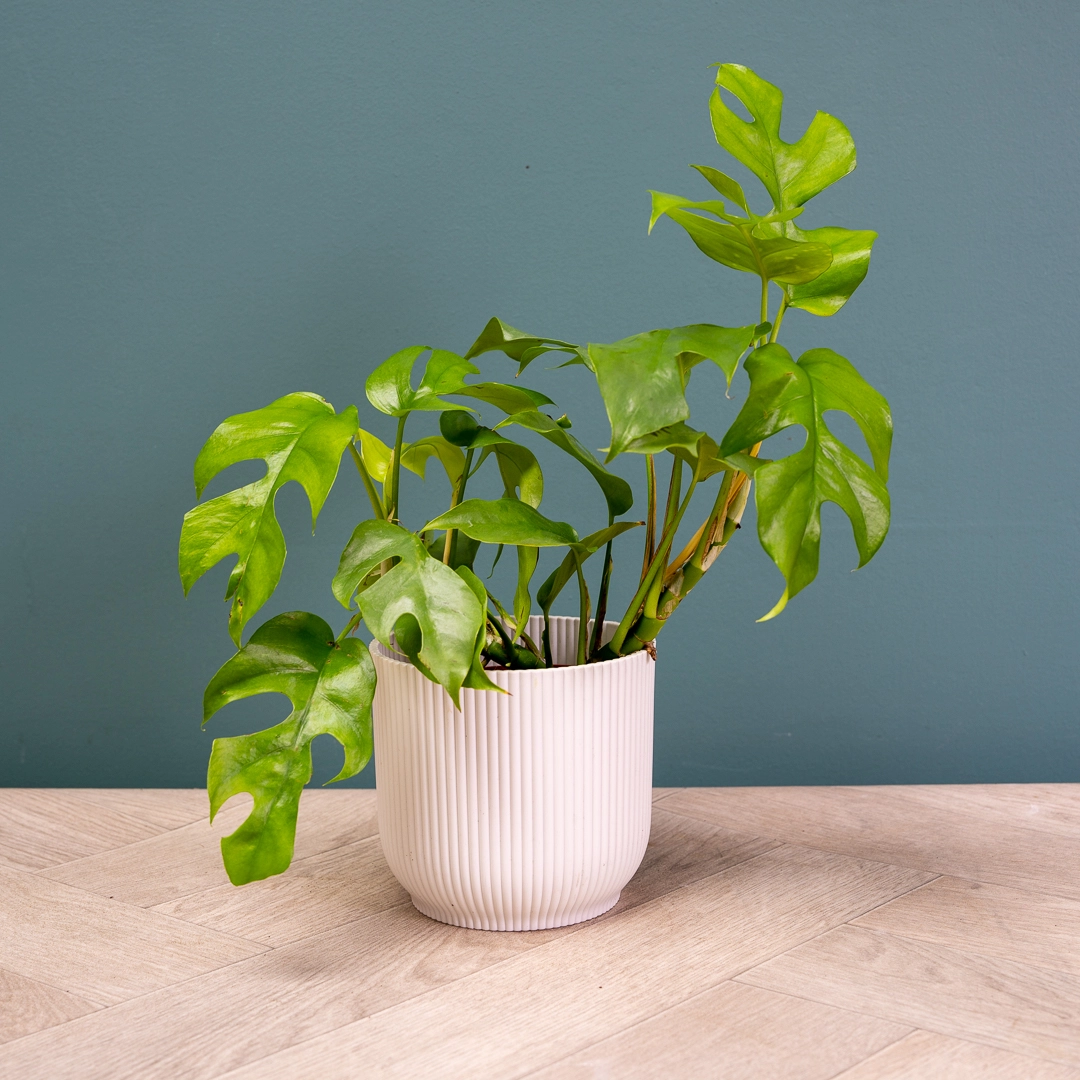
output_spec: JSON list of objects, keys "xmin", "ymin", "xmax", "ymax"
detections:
[{"xmin": 371, "ymin": 616, "xmax": 655, "ymax": 931}]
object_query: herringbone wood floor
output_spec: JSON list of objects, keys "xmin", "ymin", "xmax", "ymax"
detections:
[{"xmin": 1, "ymin": 785, "xmax": 1079, "ymax": 1078}]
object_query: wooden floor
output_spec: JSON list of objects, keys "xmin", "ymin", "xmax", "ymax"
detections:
[{"xmin": 1, "ymin": 787, "xmax": 1079, "ymax": 1079}]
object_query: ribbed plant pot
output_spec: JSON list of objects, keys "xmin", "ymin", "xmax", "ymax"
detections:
[{"xmin": 371, "ymin": 616, "xmax": 655, "ymax": 931}]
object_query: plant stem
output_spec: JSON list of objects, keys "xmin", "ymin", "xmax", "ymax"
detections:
[
  {"xmin": 442, "ymin": 448, "xmax": 474, "ymax": 565},
  {"xmin": 348, "ymin": 443, "xmax": 386, "ymax": 520},
  {"xmin": 387, "ymin": 415, "xmax": 407, "ymax": 523},
  {"xmin": 335, "ymin": 612, "xmax": 362, "ymax": 644},
  {"xmin": 758, "ymin": 275, "xmax": 770, "ymax": 342},
  {"xmin": 589, "ymin": 526, "xmax": 614, "ymax": 659},
  {"xmin": 641, "ymin": 455, "xmax": 657, "ymax": 583},
  {"xmin": 769, "ymin": 294, "xmax": 788, "ymax": 342},
  {"xmin": 573, "ymin": 552, "xmax": 591, "ymax": 666}
]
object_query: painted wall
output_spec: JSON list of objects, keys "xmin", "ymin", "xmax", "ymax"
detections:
[{"xmin": 2, "ymin": 0, "xmax": 1077, "ymax": 788}]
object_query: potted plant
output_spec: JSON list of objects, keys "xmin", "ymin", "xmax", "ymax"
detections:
[{"xmin": 180, "ymin": 63, "xmax": 891, "ymax": 930}]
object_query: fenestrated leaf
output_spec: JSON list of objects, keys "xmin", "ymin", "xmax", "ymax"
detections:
[
  {"xmin": 783, "ymin": 225, "xmax": 877, "ymax": 316},
  {"xmin": 464, "ymin": 316, "xmax": 580, "ymax": 375},
  {"xmin": 424, "ymin": 498, "xmax": 578, "ymax": 547},
  {"xmin": 719, "ymin": 345, "xmax": 892, "ymax": 619},
  {"xmin": 333, "ymin": 521, "xmax": 483, "ymax": 704},
  {"xmin": 710, "ymin": 64, "xmax": 857, "ymax": 212},
  {"xmin": 180, "ymin": 393, "xmax": 359, "ymax": 644},
  {"xmin": 498, "ymin": 410, "xmax": 634, "ymax": 516},
  {"xmin": 202, "ymin": 611, "xmax": 375, "ymax": 884},
  {"xmin": 365, "ymin": 346, "xmax": 477, "ymax": 416},
  {"xmin": 536, "ymin": 521, "xmax": 644, "ymax": 616},
  {"xmin": 589, "ymin": 324, "xmax": 760, "ymax": 459}
]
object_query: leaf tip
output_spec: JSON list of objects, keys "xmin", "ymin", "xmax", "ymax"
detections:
[{"xmin": 756, "ymin": 589, "xmax": 790, "ymax": 623}]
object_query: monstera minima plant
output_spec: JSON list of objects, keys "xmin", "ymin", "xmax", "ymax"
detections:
[{"xmin": 181, "ymin": 63, "xmax": 891, "ymax": 886}]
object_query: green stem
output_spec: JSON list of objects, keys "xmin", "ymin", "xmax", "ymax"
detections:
[
  {"xmin": 589, "ymin": 534, "xmax": 614, "ymax": 659},
  {"xmin": 387, "ymin": 415, "xmax": 407, "ymax": 523},
  {"xmin": 335, "ymin": 611, "xmax": 361, "ymax": 644},
  {"xmin": 769, "ymin": 294, "xmax": 788, "ymax": 343},
  {"xmin": 641, "ymin": 455, "xmax": 657, "ymax": 583},
  {"xmin": 348, "ymin": 443, "xmax": 386, "ymax": 520},
  {"xmin": 442, "ymin": 447, "xmax": 474, "ymax": 565},
  {"xmin": 573, "ymin": 552, "xmax": 591, "ymax": 666}
]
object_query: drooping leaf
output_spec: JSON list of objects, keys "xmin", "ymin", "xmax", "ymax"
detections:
[
  {"xmin": 660, "ymin": 208, "xmax": 833, "ymax": 285},
  {"xmin": 588, "ymin": 324, "xmax": 760, "ymax": 459},
  {"xmin": 455, "ymin": 566, "xmax": 505, "ymax": 692},
  {"xmin": 400, "ymin": 435, "xmax": 467, "ymax": 485},
  {"xmin": 498, "ymin": 410, "xmax": 634, "ymax": 516},
  {"xmin": 464, "ymin": 316, "xmax": 580, "ymax": 375},
  {"xmin": 365, "ymin": 347, "xmax": 477, "ymax": 416},
  {"xmin": 648, "ymin": 191, "xmax": 738, "ymax": 232},
  {"xmin": 449, "ymin": 382, "xmax": 554, "ymax": 414},
  {"xmin": 180, "ymin": 393, "xmax": 359, "ymax": 644},
  {"xmin": 536, "ymin": 521, "xmax": 644, "ymax": 616},
  {"xmin": 719, "ymin": 345, "xmax": 892, "ymax": 619},
  {"xmin": 202, "ymin": 611, "xmax": 375, "ymax": 884},
  {"xmin": 783, "ymin": 225, "xmax": 877, "ymax": 316},
  {"xmin": 332, "ymin": 521, "xmax": 483, "ymax": 704},
  {"xmin": 424, "ymin": 498, "xmax": 578, "ymax": 547},
  {"xmin": 709, "ymin": 64, "xmax": 857, "ymax": 212}
]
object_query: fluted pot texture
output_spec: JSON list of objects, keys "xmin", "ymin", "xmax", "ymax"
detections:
[{"xmin": 371, "ymin": 616, "xmax": 655, "ymax": 931}]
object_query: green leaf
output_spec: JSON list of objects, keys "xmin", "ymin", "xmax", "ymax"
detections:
[
  {"xmin": 690, "ymin": 164, "xmax": 749, "ymax": 213},
  {"xmin": 424, "ymin": 498, "xmax": 578, "ymax": 547},
  {"xmin": 784, "ymin": 226, "xmax": 877, "ymax": 316},
  {"xmin": 333, "ymin": 521, "xmax": 483, "ymax": 705},
  {"xmin": 202, "ymin": 611, "xmax": 375, "ymax": 884},
  {"xmin": 710, "ymin": 64, "xmax": 857, "ymax": 212},
  {"xmin": 449, "ymin": 382, "xmax": 554, "ymax": 414},
  {"xmin": 464, "ymin": 317, "xmax": 579, "ymax": 375},
  {"xmin": 365, "ymin": 346, "xmax": 477, "ymax": 416},
  {"xmin": 648, "ymin": 191, "xmax": 737, "ymax": 233},
  {"xmin": 400, "ymin": 435, "xmax": 467, "ymax": 485},
  {"xmin": 588, "ymin": 324, "xmax": 759, "ymax": 459},
  {"xmin": 719, "ymin": 345, "xmax": 892, "ymax": 619},
  {"xmin": 455, "ymin": 566, "xmax": 505, "ymax": 692},
  {"xmin": 662, "ymin": 209, "xmax": 833, "ymax": 285},
  {"xmin": 536, "ymin": 521, "xmax": 644, "ymax": 616},
  {"xmin": 356, "ymin": 428, "xmax": 393, "ymax": 483},
  {"xmin": 498, "ymin": 410, "xmax": 634, "ymax": 517},
  {"xmin": 180, "ymin": 393, "xmax": 359, "ymax": 645},
  {"xmin": 513, "ymin": 545, "xmax": 539, "ymax": 642}
]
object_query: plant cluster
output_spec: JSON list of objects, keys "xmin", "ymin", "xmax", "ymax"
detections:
[{"xmin": 181, "ymin": 65, "xmax": 892, "ymax": 884}]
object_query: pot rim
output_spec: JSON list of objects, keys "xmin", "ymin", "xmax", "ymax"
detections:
[{"xmin": 370, "ymin": 615, "xmax": 653, "ymax": 676}]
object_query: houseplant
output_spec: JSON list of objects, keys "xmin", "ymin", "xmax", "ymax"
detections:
[{"xmin": 180, "ymin": 63, "xmax": 891, "ymax": 928}]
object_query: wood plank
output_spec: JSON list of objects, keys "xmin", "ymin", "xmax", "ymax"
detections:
[
  {"xmin": 527, "ymin": 981, "xmax": 910, "ymax": 1080},
  {"xmin": 738, "ymin": 924, "xmax": 1080, "ymax": 1067},
  {"xmin": 0, "ymin": 845, "xmax": 927, "ymax": 1080},
  {"xmin": 856, "ymin": 876, "xmax": 1080, "ymax": 978},
  {"xmin": 213, "ymin": 847, "xmax": 932, "ymax": 1080},
  {"xmin": 0, "ymin": 967, "xmax": 99, "ymax": 1045},
  {"xmin": 866, "ymin": 784, "xmax": 1080, "ymax": 839},
  {"xmin": 0, "ymin": 864, "xmax": 267, "ymax": 1007},
  {"xmin": 651, "ymin": 788, "xmax": 678, "ymax": 802},
  {"xmin": 662, "ymin": 786, "xmax": 1080, "ymax": 900},
  {"xmin": 0, "ymin": 789, "xmax": 208, "ymax": 871},
  {"xmin": 833, "ymin": 1029, "xmax": 1080, "ymax": 1079},
  {"xmin": 40, "ymin": 789, "xmax": 380, "ymax": 908},
  {"xmin": 150, "ymin": 807, "xmax": 773, "ymax": 947}
]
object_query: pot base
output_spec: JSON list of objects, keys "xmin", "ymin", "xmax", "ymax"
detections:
[{"xmin": 410, "ymin": 890, "xmax": 622, "ymax": 932}]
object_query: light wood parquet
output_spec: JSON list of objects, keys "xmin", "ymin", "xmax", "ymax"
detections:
[{"xmin": 0, "ymin": 785, "xmax": 1077, "ymax": 1078}]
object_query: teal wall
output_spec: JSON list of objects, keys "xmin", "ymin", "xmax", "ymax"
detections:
[{"xmin": 3, "ymin": 1, "xmax": 1077, "ymax": 788}]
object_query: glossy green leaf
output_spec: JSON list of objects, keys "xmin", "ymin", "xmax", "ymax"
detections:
[
  {"xmin": 710, "ymin": 64, "xmax": 857, "ymax": 212},
  {"xmin": 203, "ymin": 611, "xmax": 375, "ymax": 884},
  {"xmin": 424, "ymin": 498, "xmax": 578, "ymax": 547},
  {"xmin": 365, "ymin": 346, "xmax": 477, "ymax": 416},
  {"xmin": 784, "ymin": 226, "xmax": 877, "ymax": 316},
  {"xmin": 464, "ymin": 317, "xmax": 579, "ymax": 375},
  {"xmin": 449, "ymin": 382, "xmax": 554, "ymax": 414},
  {"xmin": 719, "ymin": 344, "xmax": 892, "ymax": 619},
  {"xmin": 356, "ymin": 428, "xmax": 393, "ymax": 483},
  {"xmin": 662, "ymin": 209, "xmax": 833, "ymax": 284},
  {"xmin": 456, "ymin": 566, "xmax": 505, "ymax": 692},
  {"xmin": 513, "ymin": 545, "xmax": 539, "ymax": 642},
  {"xmin": 498, "ymin": 410, "xmax": 634, "ymax": 516},
  {"xmin": 589, "ymin": 324, "xmax": 760, "ymax": 459},
  {"xmin": 536, "ymin": 521, "xmax": 644, "ymax": 616},
  {"xmin": 333, "ymin": 521, "xmax": 482, "ymax": 704},
  {"xmin": 400, "ymin": 436, "xmax": 467, "ymax": 485},
  {"xmin": 648, "ymin": 191, "xmax": 736, "ymax": 232},
  {"xmin": 180, "ymin": 393, "xmax": 358, "ymax": 644},
  {"xmin": 690, "ymin": 164, "xmax": 749, "ymax": 213}
]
